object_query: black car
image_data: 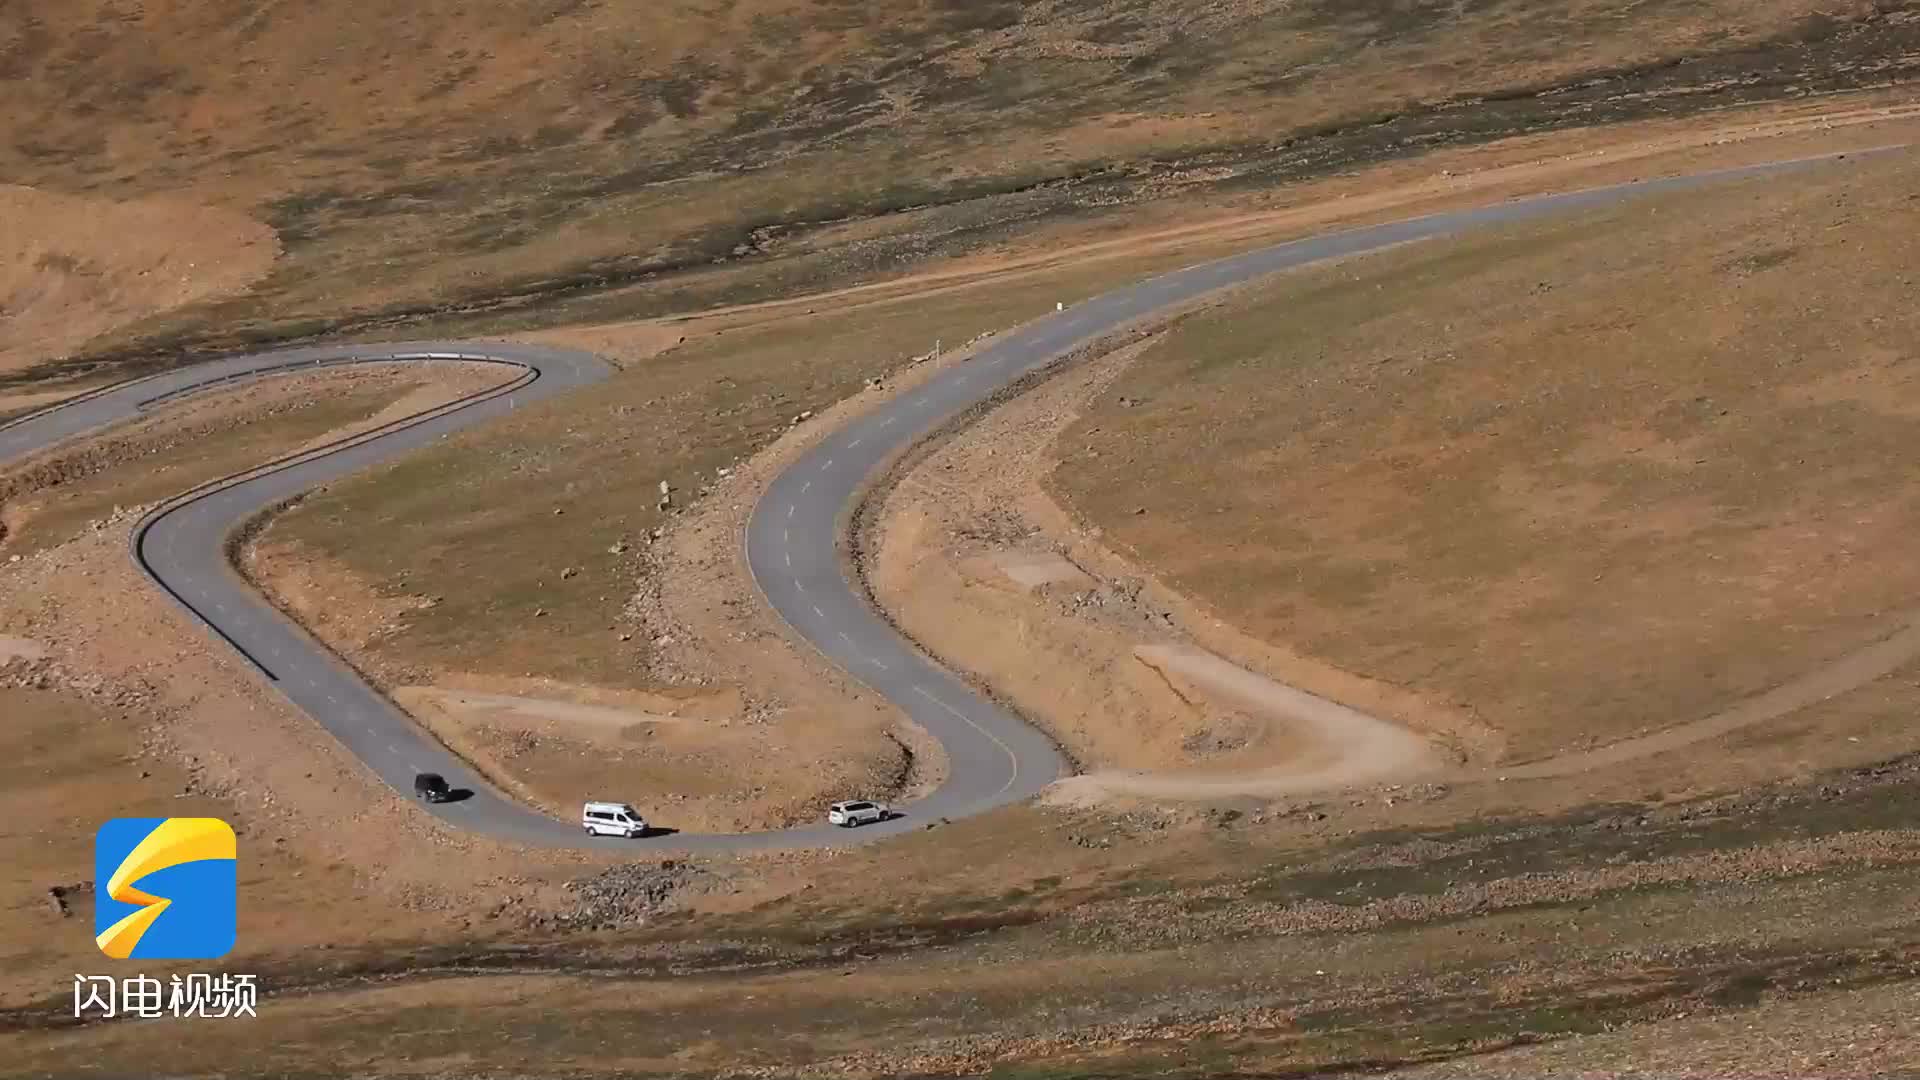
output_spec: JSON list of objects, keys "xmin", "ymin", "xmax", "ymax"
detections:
[{"xmin": 413, "ymin": 772, "xmax": 451, "ymax": 803}]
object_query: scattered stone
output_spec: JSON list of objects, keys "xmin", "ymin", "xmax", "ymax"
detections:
[
  {"xmin": 555, "ymin": 860, "xmax": 719, "ymax": 928},
  {"xmin": 46, "ymin": 881, "xmax": 93, "ymax": 918},
  {"xmin": 560, "ymin": 567, "xmax": 579, "ymax": 580}
]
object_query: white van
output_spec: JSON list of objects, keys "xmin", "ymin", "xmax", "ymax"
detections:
[{"xmin": 582, "ymin": 801, "xmax": 647, "ymax": 838}]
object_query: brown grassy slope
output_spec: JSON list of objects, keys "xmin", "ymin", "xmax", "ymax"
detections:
[
  {"xmin": 4, "ymin": 0, "xmax": 1909, "ymax": 379},
  {"xmin": 241, "ymin": 114, "xmax": 1918, "ymax": 715},
  {"xmin": 259, "ymin": 251, "xmax": 1195, "ymax": 689},
  {"xmin": 12, "ymin": 746, "xmax": 1920, "ymax": 1074},
  {"xmin": 0, "ymin": 363, "xmax": 504, "ymax": 556},
  {"xmin": 1050, "ymin": 149, "xmax": 1920, "ymax": 762},
  {"xmin": 0, "ymin": 184, "xmax": 274, "ymax": 374}
]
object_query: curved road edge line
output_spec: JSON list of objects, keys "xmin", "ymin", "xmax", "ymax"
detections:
[
  {"xmin": 129, "ymin": 356, "xmax": 540, "ymax": 680},
  {"xmin": 2, "ymin": 143, "xmax": 1903, "ymax": 850}
]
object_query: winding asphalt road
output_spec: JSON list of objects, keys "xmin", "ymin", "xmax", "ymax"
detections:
[{"xmin": 0, "ymin": 147, "xmax": 1891, "ymax": 851}]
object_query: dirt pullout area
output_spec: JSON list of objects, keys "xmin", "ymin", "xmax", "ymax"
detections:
[
  {"xmin": 0, "ymin": 637, "xmax": 47, "ymax": 663},
  {"xmin": 1052, "ymin": 145, "xmax": 1920, "ymax": 769},
  {"xmin": 861, "ymin": 326, "xmax": 1460, "ymax": 802},
  {"xmin": 393, "ymin": 682, "xmax": 759, "ymax": 825},
  {"xmin": 0, "ymin": 184, "xmax": 275, "ymax": 376},
  {"xmin": 245, "ymin": 531, "xmax": 903, "ymax": 834}
]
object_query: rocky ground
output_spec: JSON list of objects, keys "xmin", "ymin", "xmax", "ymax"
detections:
[{"xmin": 4, "ymin": 92, "xmax": 1920, "ymax": 1078}]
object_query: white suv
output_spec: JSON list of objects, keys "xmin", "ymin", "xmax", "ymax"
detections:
[
  {"xmin": 582, "ymin": 801, "xmax": 647, "ymax": 838},
  {"xmin": 827, "ymin": 800, "xmax": 888, "ymax": 828}
]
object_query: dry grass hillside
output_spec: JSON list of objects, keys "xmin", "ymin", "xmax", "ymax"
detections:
[
  {"xmin": 6, "ymin": 0, "xmax": 1920, "ymax": 380},
  {"xmin": 1053, "ymin": 148, "xmax": 1920, "ymax": 764}
]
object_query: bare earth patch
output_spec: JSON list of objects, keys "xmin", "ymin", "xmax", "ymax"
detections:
[
  {"xmin": 0, "ymin": 184, "xmax": 275, "ymax": 374},
  {"xmin": 0, "ymin": 636, "xmax": 47, "ymax": 663},
  {"xmin": 392, "ymin": 677, "xmax": 800, "ymax": 832},
  {"xmin": 250, "ymin": 500, "xmax": 891, "ymax": 834}
]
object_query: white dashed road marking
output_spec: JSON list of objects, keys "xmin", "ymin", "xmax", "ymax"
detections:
[{"xmin": 912, "ymin": 685, "xmax": 1020, "ymax": 796}]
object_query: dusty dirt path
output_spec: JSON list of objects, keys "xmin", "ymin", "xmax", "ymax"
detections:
[
  {"xmin": 1048, "ymin": 644, "xmax": 1442, "ymax": 804},
  {"xmin": 508, "ymin": 100, "xmax": 1920, "ymax": 386},
  {"xmin": 1498, "ymin": 609, "xmax": 1920, "ymax": 780},
  {"xmin": 627, "ymin": 100, "xmax": 1920, "ymax": 338}
]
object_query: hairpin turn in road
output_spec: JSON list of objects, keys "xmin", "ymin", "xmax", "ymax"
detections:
[{"xmin": 0, "ymin": 147, "xmax": 1890, "ymax": 849}]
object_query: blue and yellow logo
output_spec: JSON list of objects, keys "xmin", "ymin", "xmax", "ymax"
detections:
[{"xmin": 94, "ymin": 818, "xmax": 236, "ymax": 960}]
